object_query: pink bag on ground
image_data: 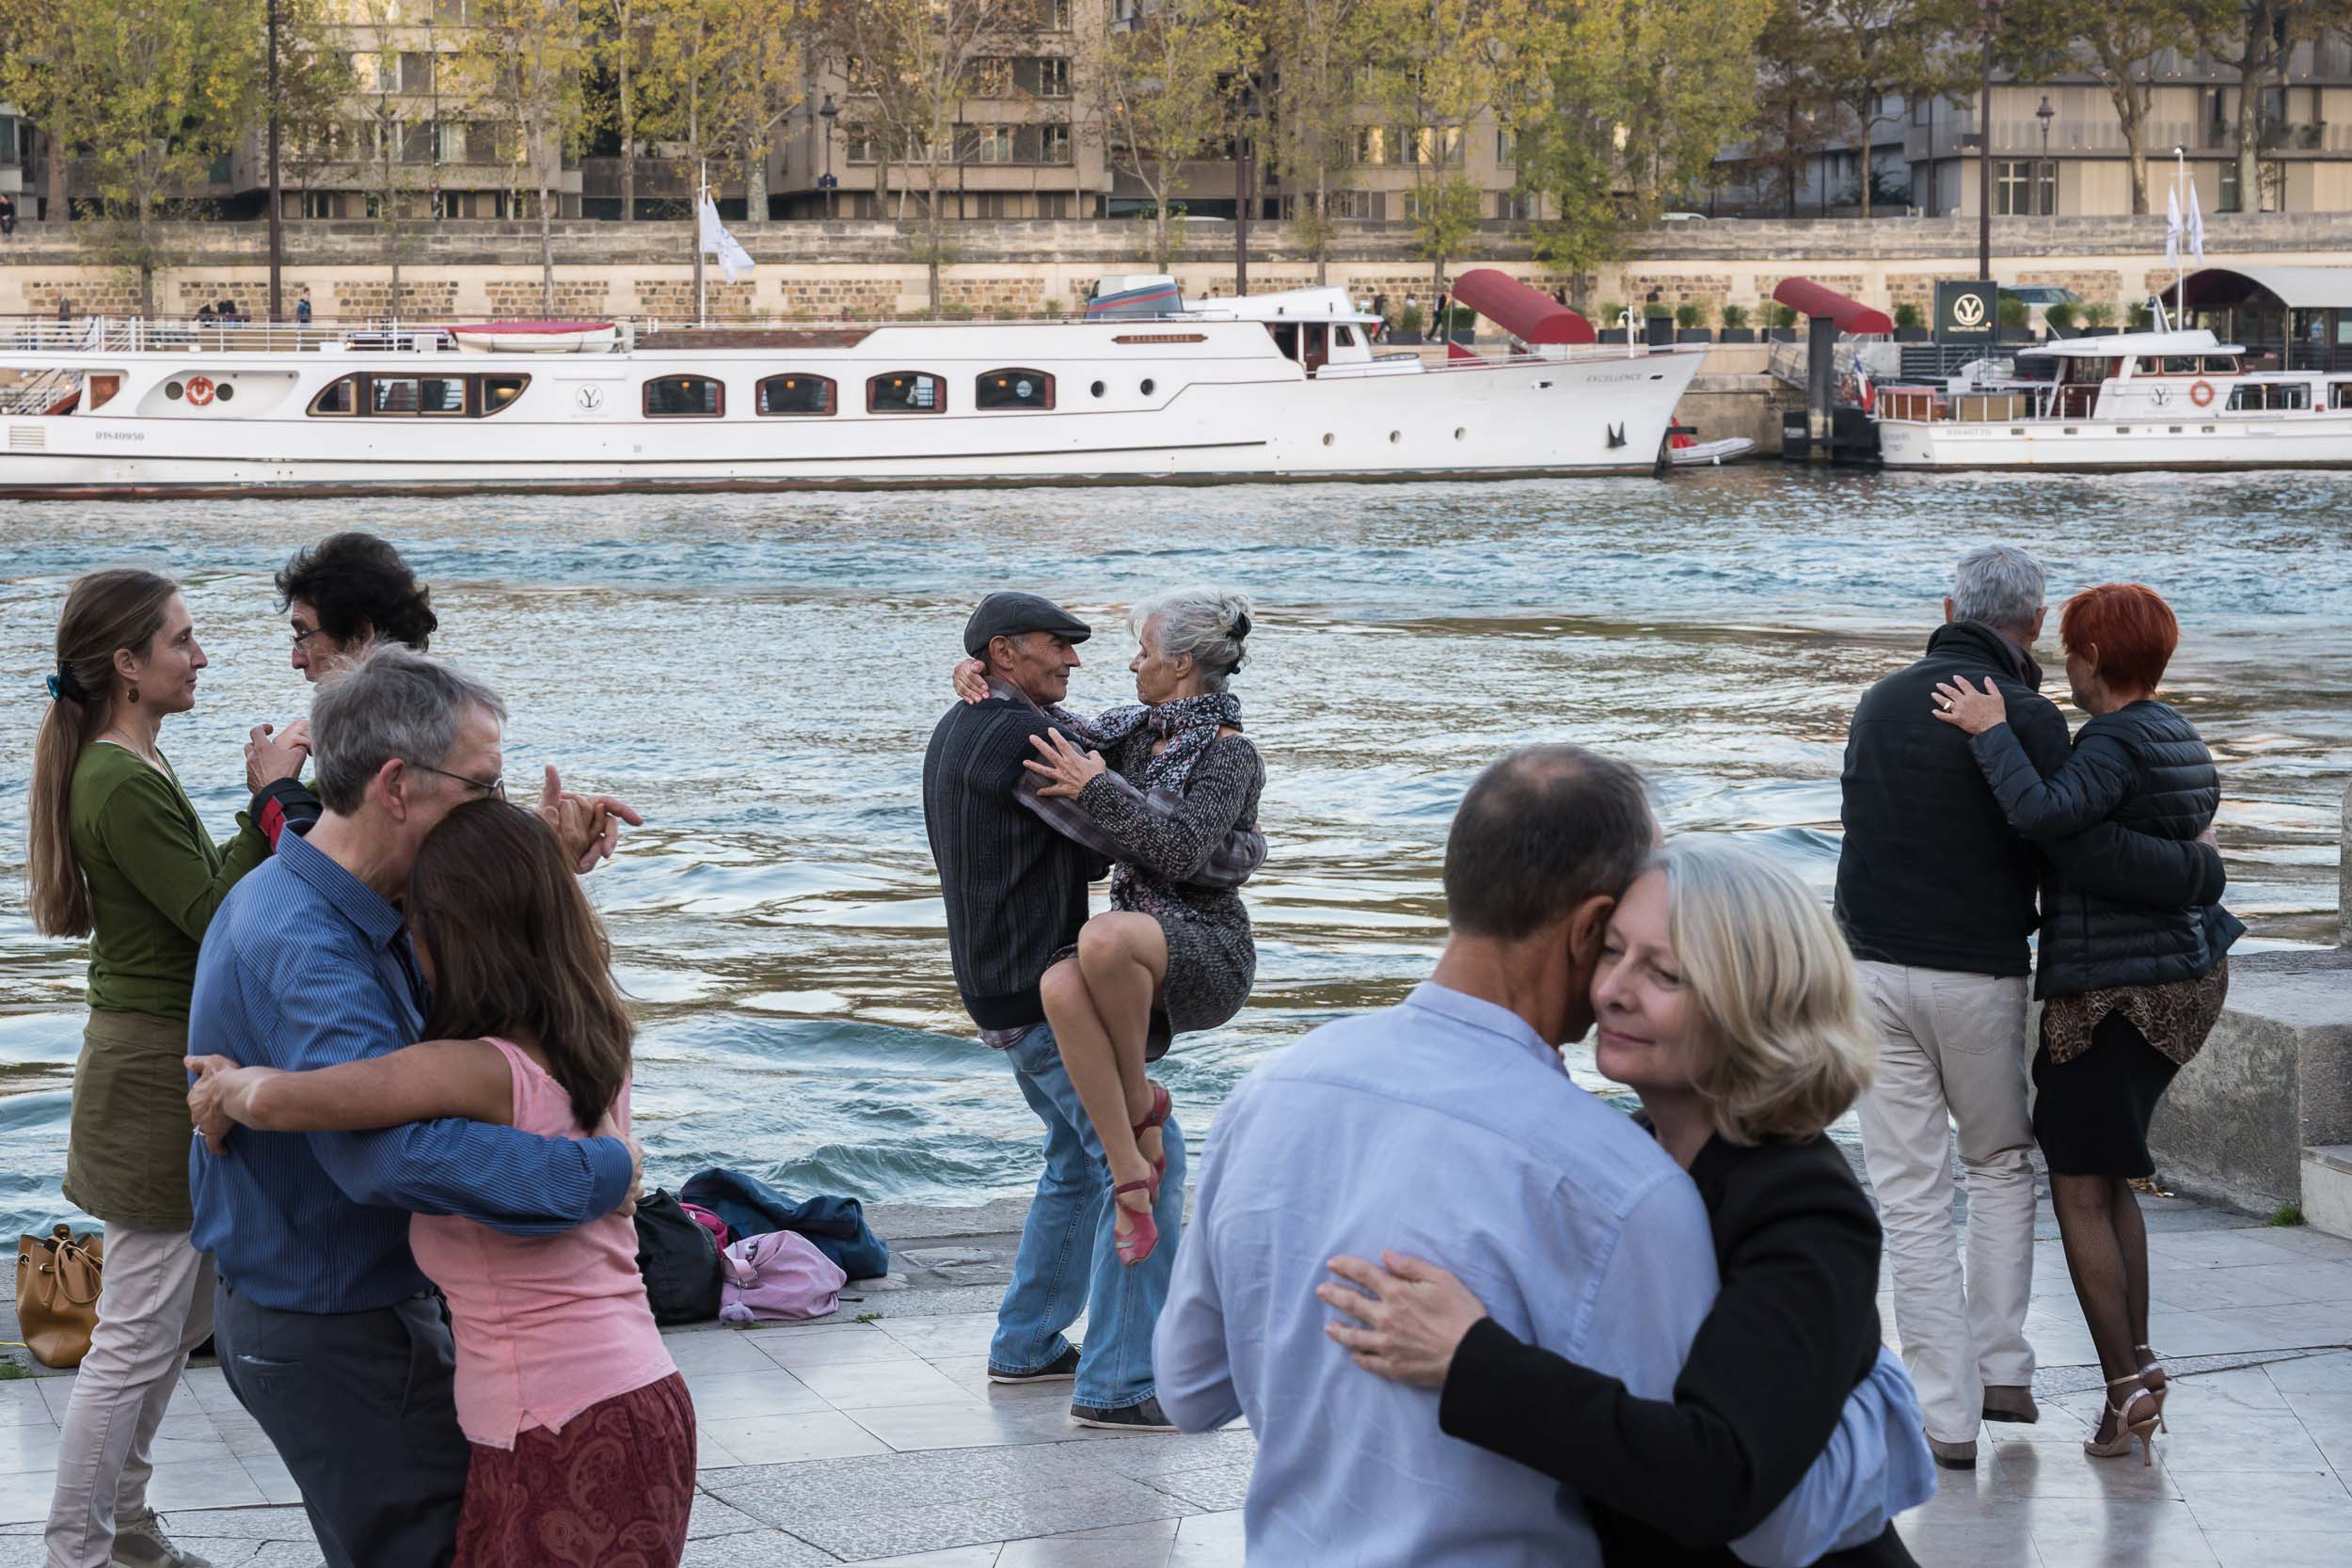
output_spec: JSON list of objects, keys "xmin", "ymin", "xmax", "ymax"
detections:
[
  {"xmin": 679, "ymin": 1201, "xmax": 730, "ymax": 1251},
  {"xmin": 718, "ymin": 1230, "xmax": 848, "ymax": 1324}
]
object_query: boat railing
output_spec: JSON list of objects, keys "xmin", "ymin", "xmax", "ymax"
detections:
[
  {"xmin": 4, "ymin": 316, "xmax": 462, "ymax": 356},
  {"xmin": 0, "ymin": 365, "xmax": 84, "ymax": 415}
]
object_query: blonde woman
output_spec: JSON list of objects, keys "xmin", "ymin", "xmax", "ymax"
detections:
[
  {"xmin": 1319, "ymin": 841, "xmax": 1932, "ymax": 1568},
  {"xmin": 26, "ymin": 569, "xmax": 307, "ymax": 1568}
]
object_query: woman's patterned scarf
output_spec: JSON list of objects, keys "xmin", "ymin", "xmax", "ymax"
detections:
[{"xmin": 1048, "ymin": 691, "xmax": 1243, "ymax": 792}]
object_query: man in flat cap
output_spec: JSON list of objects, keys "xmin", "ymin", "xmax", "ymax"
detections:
[{"xmin": 921, "ymin": 591, "xmax": 1186, "ymax": 1430}]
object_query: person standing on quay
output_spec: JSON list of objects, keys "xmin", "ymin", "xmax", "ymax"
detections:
[
  {"xmin": 27, "ymin": 569, "xmax": 310, "ymax": 1568},
  {"xmin": 186, "ymin": 649, "xmax": 643, "ymax": 1568},
  {"xmin": 1932, "ymin": 582, "xmax": 2241, "ymax": 1467},
  {"xmin": 923, "ymin": 594, "xmax": 1195, "ymax": 1430},
  {"xmin": 1835, "ymin": 546, "xmax": 2224, "ymax": 1469}
]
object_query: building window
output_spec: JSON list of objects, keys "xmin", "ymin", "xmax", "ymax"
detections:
[
  {"xmin": 1028, "ymin": 57, "xmax": 1071, "ymax": 98},
  {"xmin": 2261, "ymin": 160, "xmax": 2285, "ymax": 212},
  {"xmin": 977, "ymin": 125, "xmax": 1014, "ymax": 165},
  {"xmin": 1495, "ymin": 128, "xmax": 1516, "ymax": 166},
  {"xmin": 1495, "ymin": 189, "xmax": 1537, "ymax": 220},
  {"xmin": 756, "ymin": 374, "xmax": 835, "ymax": 415},
  {"xmin": 845, "ymin": 132, "xmax": 875, "ymax": 165},
  {"xmin": 975, "ymin": 57, "xmax": 1013, "ymax": 98},
  {"xmin": 976, "ymin": 369, "xmax": 1054, "ymax": 409},
  {"xmin": 644, "ymin": 375, "xmax": 723, "ymax": 417},
  {"xmin": 1356, "ymin": 127, "xmax": 1389, "ymax": 166},
  {"xmin": 1042, "ymin": 123, "xmax": 1072, "ymax": 164},
  {"xmin": 868, "ymin": 372, "xmax": 944, "ymax": 413},
  {"xmin": 1994, "ymin": 159, "xmax": 2054, "ymax": 216},
  {"xmin": 400, "ymin": 52, "xmax": 435, "ymax": 95},
  {"xmin": 1041, "ymin": 0, "xmax": 1073, "ymax": 26},
  {"xmin": 2219, "ymin": 161, "xmax": 2242, "ymax": 213}
]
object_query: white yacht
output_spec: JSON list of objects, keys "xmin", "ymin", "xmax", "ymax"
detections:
[
  {"xmin": 1874, "ymin": 327, "xmax": 2352, "ymax": 469},
  {"xmin": 0, "ymin": 275, "xmax": 1704, "ymax": 499}
]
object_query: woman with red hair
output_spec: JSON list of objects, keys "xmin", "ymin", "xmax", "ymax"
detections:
[{"xmin": 1933, "ymin": 582, "xmax": 2241, "ymax": 1471}]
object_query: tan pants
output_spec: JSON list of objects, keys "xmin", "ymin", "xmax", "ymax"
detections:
[
  {"xmin": 42, "ymin": 1224, "xmax": 215, "ymax": 1568},
  {"xmin": 1853, "ymin": 961, "xmax": 2038, "ymax": 1444}
]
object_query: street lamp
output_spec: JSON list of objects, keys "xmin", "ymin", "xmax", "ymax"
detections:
[
  {"xmin": 818, "ymin": 94, "xmax": 838, "ymax": 220},
  {"xmin": 2036, "ymin": 94, "xmax": 2054, "ymax": 216},
  {"xmin": 1977, "ymin": 0, "xmax": 2001, "ymax": 280}
]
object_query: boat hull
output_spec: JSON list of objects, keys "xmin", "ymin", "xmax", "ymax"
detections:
[
  {"xmin": 0, "ymin": 341, "xmax": 1702, "ymax": 499},
  {"xmin": 1878, "ymin": 413, "xmax": 2352, "ymax": 469}
]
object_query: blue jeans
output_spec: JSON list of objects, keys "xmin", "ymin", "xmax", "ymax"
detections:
[{"xmin": 988, "ymin": 1021, "xmax": 1186, "ymax": 1411}]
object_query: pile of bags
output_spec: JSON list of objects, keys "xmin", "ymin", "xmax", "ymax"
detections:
[{"xmin": 632, "ymin": 1167, "xmax": 890, "ymax": 1328}]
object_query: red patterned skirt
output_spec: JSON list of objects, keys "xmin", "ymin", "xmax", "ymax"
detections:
[{"xmin": 453, "ymin": 1371, "xmax": 698, "ymax": 1568}]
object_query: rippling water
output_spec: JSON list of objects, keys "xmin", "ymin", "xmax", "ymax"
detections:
[{"xmin": 1, "ymin": 469, "xmax": 2345, "ymax": 1238}]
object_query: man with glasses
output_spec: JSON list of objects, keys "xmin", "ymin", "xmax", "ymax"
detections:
[{"xmin": 188, "ymin": 647, "xmax": 642, "ymax": 1568}]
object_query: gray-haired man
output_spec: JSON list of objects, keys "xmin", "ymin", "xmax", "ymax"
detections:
[
  {"xmin": 1835, "ymin": 546, "xmax": 2223, "ymax": 1467},
  {"xmin": 188, "ymin": 647, "xmax": 641, "ymax": 1568}
]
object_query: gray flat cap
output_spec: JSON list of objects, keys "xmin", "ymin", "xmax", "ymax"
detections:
[{"xmin": 963, "ymin": 593, "xmax": 1091, "ymax": 657}]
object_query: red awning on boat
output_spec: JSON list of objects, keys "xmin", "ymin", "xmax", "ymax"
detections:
[
  {"xmin": 1771, "ymin": 279, "xmax": 1894, "ymax": 336},
  {"xmin": 1448, "ymin": 269, "xmax": 1595, "ymax": 344}
]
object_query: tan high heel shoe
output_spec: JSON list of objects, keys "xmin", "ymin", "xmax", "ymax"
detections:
[
  {"xmin": 2135, "ymin": 1344, "xmax": 2168, "ymax": 1432},
  {"xmin": 2084, "ymin": 1374, "xmax": 2161, "ymax": 1466}
]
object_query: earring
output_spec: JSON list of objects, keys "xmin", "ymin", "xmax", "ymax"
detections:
[{"xmin": 125, "ymin": 687, "xmax": 139, "ymax": 705}]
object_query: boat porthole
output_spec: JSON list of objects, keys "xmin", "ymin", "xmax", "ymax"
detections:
[
  {"xmin": 1322, "ymin": 433, "xmax": 1334, "ymax": 446},
  {"xmin": 1090, "ymin": 380, "xmax": 1105, "ymax": 398},
  {"xmin": 215, "ymin": 384, "xmax": 235, "ymax": 403},
  {"xmin": 165, "ymin": 381, "xmax": 184, "ymax": 400},
  {"xmin": 1141, "ymin": 378, "xmax": 1155, "ymax": 395},
  {"xmin": 1454, "ymin": 427, "xmax": 1466, "ymax": 440},
  {"xmin": 1388, "ymin": 431, "xmax": 1400, "ymax": 443}
]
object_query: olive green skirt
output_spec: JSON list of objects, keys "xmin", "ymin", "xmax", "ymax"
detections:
[{"xmin": 62, "ymin": 1009, "xmax": 194, "ymax": 1232}]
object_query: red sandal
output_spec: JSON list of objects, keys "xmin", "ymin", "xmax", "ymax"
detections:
[{"xmin": 1112, "ymin": 1179, "xmax": 1158, "ymax": 1266}]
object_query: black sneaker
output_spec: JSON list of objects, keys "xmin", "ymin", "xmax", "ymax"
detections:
[
  {"xmin": 987, "ymin": 1345, "xmax": 1081, "ymax": 1385},
  {"xmin": 1071, "ymin": 1395, "xmax": 1178, "ymax": 1433}
]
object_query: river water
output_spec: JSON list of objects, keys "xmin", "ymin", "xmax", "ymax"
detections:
[{"xmin": 1, "ymin": 469, "xmax": 2344, "ymax": 1237}]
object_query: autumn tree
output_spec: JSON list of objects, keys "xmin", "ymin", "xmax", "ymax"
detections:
[
  {"xmin": 456, "ymin": 0, "xmax": 592, "ymax": 310},
  {"xmin": 1091, "ymin": 0, "xmax": 1254, "ymax": 269},
  {"xmin": 2004, "ymin": 0, "xmax": 2228, "ymax": 214},
  {"xmin": 1801, "ymin": 0, "xmax": 1974, "ymax": 217},
  {"xmin": 718, "ymin": 0, "xmax": 807, "ymax": 221},
  {"xmin": 1363, "ymin": 0, "xmax": 1533, "ymax": 298},
  {"xmin": 2201, "ymin": 1, "xmax": 2352, "ymax": 210},
  {"xmin": 816, "ymin": 0, "xmax": 1023, "ymax": 312},
  {"xmin": 586, "ymin": 0, "xmax": 656, "ymax": 221},
  {"xmin": 1260, "ymin": 0, "xmax": 1380, "ymax": 284}
]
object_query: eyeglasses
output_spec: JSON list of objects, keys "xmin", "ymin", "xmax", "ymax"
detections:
[
  {"xmin": 410, "ymin": 762, "xmax": 505, "ymax": 800},
  {"xmin": 291, "ymin": 626, "xmax": 327, "ymax": 648}
]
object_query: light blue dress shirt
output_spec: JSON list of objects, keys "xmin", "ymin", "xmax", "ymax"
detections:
[{"xmin": 1154, "ymin": 981, "xmax": 1721, "ymax": 1567}]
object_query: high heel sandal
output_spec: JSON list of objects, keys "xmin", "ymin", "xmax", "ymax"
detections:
[
  {"xmin": 2136, "ymin": 1344, "xmax": 2168, "ymax": 1432},
  {"xmin": 1133, "ymin": 1081, "xmax": 1172, "ymax": 1180},
  {"xmin": 1111, "ymin": 1180, "xmax": 1158, "ymax": 1267},
  {"xmin": 2084, "ymin": 1374, "xmax": 2161, "ymax": 1466}
]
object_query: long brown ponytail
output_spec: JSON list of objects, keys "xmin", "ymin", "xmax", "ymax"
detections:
[{"xmin": 27, "ymin": 569, "xmax": 180, "ymax": 937}]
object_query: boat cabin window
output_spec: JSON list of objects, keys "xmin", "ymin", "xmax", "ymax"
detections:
[
  {"xmin": 1267, "ymin": 324, "xmax": 1298, "ymax": 361},
  {"xmin": 645, "ymin": 374, "xmax": 723, "ymax": 418},
  {"xmin": 2160, "ymin": 356, "xmax": 2200, "ymax": 375},
  {"xmin": 868, "ymin": 372, "xmax": 944, "ymax": 413},
  {"xmin": 976, "ymin": 369, "xmax": 1054, "ymax": 410},
  {"xmin": 2201, "ymin": 355, "xmax": 2239, "ymax": 374},
  {"xmin": 2331, "ymin": 383, "xmax": 2352, "ymax": 410},
  {"xmin": 2227, "ymin": 381, "xmax": 2310, "ymax": 411},
  {"xmin": 371, "ymin": 377, "xmax": 469, "ymax": 416},
  {"xmin": 757, "ymin": 374, "xmax": 836, "ymax": 416},
  {"xmin": 307, "ymin": 372, "xmax": 525, "ymax": 417},
  {"xmin": 1333, "ymin": 325, "xmax": 1358, "ymax": 349},
  {"xmin": 2010, "ymin": 356, "xmax": 2059, "ymax": 385}
]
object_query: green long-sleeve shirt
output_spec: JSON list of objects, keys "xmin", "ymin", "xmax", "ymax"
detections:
[{"xmin": 70, "ymin": 741, "xmax": 269, "ymax": 1021}]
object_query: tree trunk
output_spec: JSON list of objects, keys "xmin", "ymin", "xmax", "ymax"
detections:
[
  {"xmin": 45, "ymin": 128, "xmax": 69, "ymax": 222},
  {"xmin": 620, "ymin": 58, "xmax": 635, "ymax": 221},
  {"xmin": 745, "ymin": 116, "xmax": 770, "ymax": 221},
  {"xmin": 385, "ymin": 141, "xmax": 402, "ymax": 314},
  {"xmin": 1313, "ymin": 170, "xmax": 1328, "ymax": 285},
  {"xmin": 137, "ymin": 194, "xmax": 155, "ymax": 317},
  {"xmin": 1856, "ymin": 109, "xmax": 1873, "ymax": 221},
  {"xmin": 2111, "ymin": 79, "xmax": 2149, "ymax": 215},
  {"xmin": 539, "ymin": 179, "xmax": 555, "ymax": 313},
  {"xmin": 2235, "ymin": 19, "xmax": 2265, "ymax": 212}
]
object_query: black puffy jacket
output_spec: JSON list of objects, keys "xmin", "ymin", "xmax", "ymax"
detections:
[
  {"xmin": 1968, "ymin": 699, "xmax": 2245, "ymax": 998},
  {"xmin": 1835, "ymin": 623, "xmax": 2224, "ymax": 977}
]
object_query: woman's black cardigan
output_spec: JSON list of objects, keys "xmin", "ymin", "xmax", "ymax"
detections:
[{"xmin": 1438, "ymin": 1132, "xmax": 1918, "ymax": 1568}]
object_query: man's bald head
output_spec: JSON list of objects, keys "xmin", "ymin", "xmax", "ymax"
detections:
[{"xmin": 1442, "ymin": 746, "xmax": 1655, "ymax": 939}]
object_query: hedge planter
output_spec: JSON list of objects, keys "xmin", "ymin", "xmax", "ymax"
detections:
[
  {"xmin": 1767, "ymin": 327, "xmax": 1802, "ymax": 342},
  {"xmin": 1677, "ymin": 328, "xmax": 1714, "ymax": 343},
  {"xmin": 1597, "ymin": 328, "xmax": 1630, "ymax": 343},
  {"xmin": 1719, "ymin": 328, "xmax": 1757, "ymax": 343},
  {"xmin": 1390, "ymin": 330, "xmax": 1425, "ymax": 345},
  {"xmin": 1895, "ymin": 327, "xmax": 1931, "ymax": 343}
]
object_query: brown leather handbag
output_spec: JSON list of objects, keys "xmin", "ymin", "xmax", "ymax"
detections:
[{"xmin": 15, "ymin": 1224, "xmax": 103, "ymax": 1369}]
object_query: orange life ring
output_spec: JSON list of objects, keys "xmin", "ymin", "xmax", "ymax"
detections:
[
  {"xmin": 2189, "ymin": 379, "xmax": 2215, "ymax": 407},
  {"xmin": 185, "ymin": 375, "xmax": 215, "ymax": 406}
]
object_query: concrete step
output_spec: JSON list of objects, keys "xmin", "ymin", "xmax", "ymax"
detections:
[{"xmin": 2302, "ymin": 1144, "xmax": 2352, "ymax": 1240}]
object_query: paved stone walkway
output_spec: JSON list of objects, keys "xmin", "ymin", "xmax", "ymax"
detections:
[{"xmin": 0, "ymin": 1193, "xmax": 2344, "ymax": 1566}]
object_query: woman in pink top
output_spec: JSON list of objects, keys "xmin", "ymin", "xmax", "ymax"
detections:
[{"xmin": 185, "ymin": 800, "xmax": 691, "ymax": 1568}]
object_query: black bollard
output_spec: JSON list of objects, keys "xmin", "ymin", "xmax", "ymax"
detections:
[{"xmin": 1805, "ymin": 313, "xmax": 1836, "ymax": 464}]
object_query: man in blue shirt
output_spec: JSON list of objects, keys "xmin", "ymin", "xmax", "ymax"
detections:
[
  {"xmin": 1155, "ymin": 746, "xmax": 1713, "ymax": 1565},
  {"xmin": 189, "ymin": 648, "xmax": 638, "ymax": 1568}
]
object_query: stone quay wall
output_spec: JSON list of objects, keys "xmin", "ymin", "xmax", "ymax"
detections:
[{"xmin": 7, "ymin": 211, "xmax": 2352, "ymax": 323}]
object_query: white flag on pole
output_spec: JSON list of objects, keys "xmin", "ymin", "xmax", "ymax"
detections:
[
  {"xmin": 2165, "ymin": 185, "xmax": 2183, "ymax": 269},
  {"xmin": 2187, "ymin": 179, "xmax": 2207, "ymax": 264},
  {"xmin": 699, "ymin": 197, "xmax": 755, "ymax": 284}
]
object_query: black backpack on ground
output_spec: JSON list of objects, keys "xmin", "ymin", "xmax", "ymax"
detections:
[{"xmin": 631, "ymin": 1188, "xmax": 721, "ymax": 1325}]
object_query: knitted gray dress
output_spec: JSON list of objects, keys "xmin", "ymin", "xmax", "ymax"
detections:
[{"xmin": 1050, "ymin": 695, "xmax": 1265, "ymax": 1039}]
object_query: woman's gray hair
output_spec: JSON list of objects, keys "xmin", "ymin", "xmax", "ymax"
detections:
[
  {"xmin": 1130, "ymin": 586, "xmax": 1255, "ymax": 690},
  {"xmin": 1950, "ymin": 546, "xmax": 2046, "ymax": 633},
  {"xmin": 311, "ymin": 645, "xmax": 508, "ymax": 814}
]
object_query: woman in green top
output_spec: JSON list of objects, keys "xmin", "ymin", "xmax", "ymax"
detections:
[{"xmin": 27, "ymin": 568, "xmax": 309, "ymax": 1568}]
